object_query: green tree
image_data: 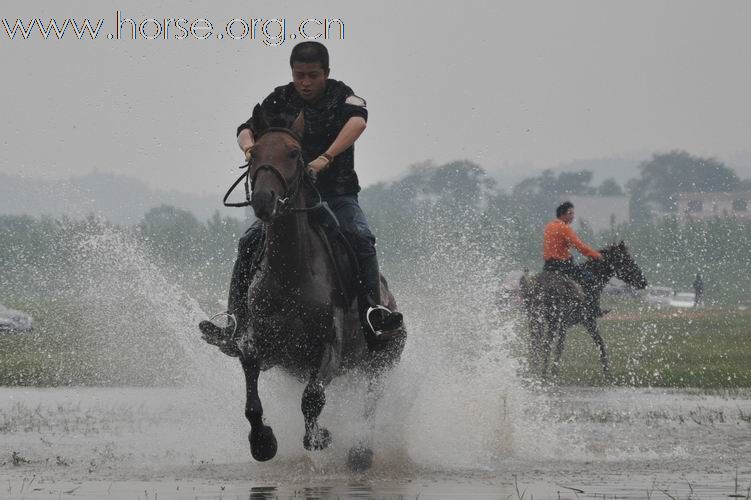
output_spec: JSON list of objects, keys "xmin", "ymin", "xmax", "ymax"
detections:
[
  {"xmin": 139, "ymin": 205, "xmax": 205, "ymax": 264},
  {"xmin": 627, "ymin": 150, "xmax": 740, "ymax": 223},
  {"xmin": 598, "ymin": 178, "xmax": 624, "ymax": 196},
  {"xmin": 514, "ymin": 169, "xmax": 596, "ymax": 197}
]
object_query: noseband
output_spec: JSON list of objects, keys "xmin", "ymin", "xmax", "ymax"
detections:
[{"xmin": 223, "ymin": 128, "xmax": 322, "ymax": 215}]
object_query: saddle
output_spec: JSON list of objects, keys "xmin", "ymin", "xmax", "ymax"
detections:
[
  {"xmin": 249, "ymin": 203, "xmax": 360, "ymax": 304},
  {"xmin": 535, "ymin": 270, "xmax": 586, "ymax": 302},
  {"xmin": 310, "ymin": 202, "xmax": 360, "ymax": 303}
]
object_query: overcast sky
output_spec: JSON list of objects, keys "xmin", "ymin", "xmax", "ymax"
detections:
[{"xmin": 1, "ymin": 0, "xmax": 750, "ymax": 195}]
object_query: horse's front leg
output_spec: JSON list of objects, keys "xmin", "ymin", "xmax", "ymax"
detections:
[
  {"xmin": 540, "ymin": 317, "xmax": 555, "ymax": 378},
  {"xmin": 242, "ymin": 354, "xmax": 277, "ymax": 461},
  {"xmin": 301, "ymin": 372, "xmax": 331, "ymax": 450},
  {"xmin": 346, "ymin": 374, "xmax": 382, "ymax": 471},
  {"xmin": 584, "ymin": 318, "xmax": 610, "ymax": 378},
  {"xmin": 551, "ymin": 321, "xmax": 567, "ymax": 378},
  {"xmin": 302, "ymin": 318, "xmax": 342, "ymax": 451},
  {"xmin": 527, "ymin": 312, "xmax": 545, "ymax": 373}
]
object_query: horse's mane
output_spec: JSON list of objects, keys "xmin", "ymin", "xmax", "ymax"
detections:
[
  {"xmin": 601, "ymin": 241, "xmax": 633, "ymax": 261},
  {"xmin": 258, "ymin": 127, "xmax": 302, "ymax": 143},
  {"xmin": 251, "ymin": 103, "xmax": 304, "ymax": 143},
  {"xmin": 581, "ymin": 242, "xmax": 628, "ymax": 277},
  {"xmin": 599, "ymin": 242, "xmax": 624, "ymax": 254}
]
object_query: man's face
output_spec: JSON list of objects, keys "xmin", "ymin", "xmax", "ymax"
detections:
[
  {"xmin": 292, "ymin": 62, "xmax": 329, "ymax": 103},
  {"xmin": 561, "ymin": 208, "xmax": 575, "ymax": 224}
]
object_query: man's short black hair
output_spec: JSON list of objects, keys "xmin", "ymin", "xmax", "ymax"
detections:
[
  {"xmin": 556, "ymin": 201, "xmax": 574, "ymax": 218},
  {"xmin": 290, "ymin": 41, "xmax": 329, "ymax": 70}
]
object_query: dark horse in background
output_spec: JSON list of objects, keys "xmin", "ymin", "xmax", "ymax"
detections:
[
  {"xmin": 520, "ymin": 242, "xmax": 647, "ymax": 379},
  {"xmin": 235, "ymin": 112, "xmax": 405, "ymax": 471}
]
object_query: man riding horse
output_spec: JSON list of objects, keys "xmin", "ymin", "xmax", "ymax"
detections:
[
  {"xmin": 543, "ymin": 201, "xmax": 607, "ymax": 318},
  {"xmin": 199, "ymin": 41, "xmax": 403, "ymax": 353}
]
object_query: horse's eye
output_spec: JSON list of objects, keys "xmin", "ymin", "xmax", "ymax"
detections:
[{"xmin": 289, "ymin": 149, "xmax": 300, "ymax": 159}]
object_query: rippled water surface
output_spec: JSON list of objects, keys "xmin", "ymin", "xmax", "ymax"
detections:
[
  {"xmin": 2, "ymin": 229, "xmax": 750, "ymax": 498},
  {"xmin": 2, "ymin": 385, "xmax": 750, "ymax": 499}
]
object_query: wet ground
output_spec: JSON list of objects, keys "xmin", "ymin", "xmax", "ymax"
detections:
[
  {"xmin": 2, "ymin": 229, "xmax": 749, "ymax": 498},
  {"xmin": 1, "ymin": 385, "xmax": 750, "ymax": 499}
]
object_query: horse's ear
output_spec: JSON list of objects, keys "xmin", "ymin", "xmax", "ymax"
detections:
[
  {"xmin": 290, "ymin": 111, "xmax": 304, "ymax": 138},
  {"xmin": 250, "ymin": 104, "xmax": 269, "ymax": 137}
]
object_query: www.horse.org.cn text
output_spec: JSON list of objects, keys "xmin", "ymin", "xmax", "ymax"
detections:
[{"xmin": 1, "ymin": 12, "xmax": 345, "ymax": 45}]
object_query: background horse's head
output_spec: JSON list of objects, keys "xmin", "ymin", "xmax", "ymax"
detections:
[
  {"xmin": 601, "ymin": 241, "xmax": 648, "ymax": 290},
  {"xmin": 248, "ymin": 106, "xmax": 306, "ymax": 222}
]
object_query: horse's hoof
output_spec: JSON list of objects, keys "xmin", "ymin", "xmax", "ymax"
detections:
[
  {"xmin": 347, "ymin": 445, "xmax": 374, "ymax": 472},
  {"xmin": 303, "ymin": 427, "xmax": 332, "ymax": 451},
  {"xmin": 249, "ymin": 425, "xmax": 277, "ymax": 462}
]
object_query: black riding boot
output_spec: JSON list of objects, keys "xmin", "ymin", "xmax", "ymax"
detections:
[
  {"xmin": 199, "ymin": 225, "xmax": 262, "ymax": 357},
  {"xmin": 574, "ymin": 267, "xmax": 608, "ymax": 319},
  {"xmin": 585, "ymin": 289, "xmax": 609, "ymax": 318},
  {"xmin": 198, "ymin": 257, "xmax": 249, "ymax": 357},
  {"xmin": 359, "ymin": 254, "xmax": 403, "ymax": 348}
]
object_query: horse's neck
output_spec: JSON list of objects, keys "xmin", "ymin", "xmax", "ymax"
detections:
[
  {"xmin": 584, "ymin": 259, "xmax": 614, "ymax": 291},
  {"xmin": 264, "ymin": 196, "xmax": 314, "ymax": 282}
]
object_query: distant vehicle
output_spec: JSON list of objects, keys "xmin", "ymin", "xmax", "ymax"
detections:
[
  {"xmin": 603, "ymin": 278, "xmax": 640, "ymax": 298},
  {"xmin": 670, "ymin": 292, "xmax": 696, "ymax": 309},
  {"xmin": 0, "ymin": 304, "xmax": 33, "ymax": 332},
  {"xmin": 645, "ymin": 286, "xmax": 675, "ymax": 307}
]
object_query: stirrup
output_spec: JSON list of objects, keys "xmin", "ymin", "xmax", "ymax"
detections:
[
  {"xmin": 209, "ymin": 312, "xmax": 238, "ymax": 338},
  {"xmin": 200, "ymin": 312, "xmax": 241, "ymax": 357},
  {"xmin": 366, "ymin": 305, "xmax": 402, "ymax": 337}
]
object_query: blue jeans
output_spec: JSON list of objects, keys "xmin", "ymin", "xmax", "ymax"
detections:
[{"xmin": 323, "ymin": 194, "xmax": 376, "ymax": 259}]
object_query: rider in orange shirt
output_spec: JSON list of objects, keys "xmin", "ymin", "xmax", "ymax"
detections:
[{"xmin": 543, "ymin": 201, "xmax": 607, "ymax": 317}]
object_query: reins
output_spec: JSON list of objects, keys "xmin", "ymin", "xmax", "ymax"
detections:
[
  {"xmin": 222, "ymin": 128, "xmax": 324, "ymax": 215},
  {"xmin": 584, "ymin": 248, "xmax": 616, "ymax": 287}
]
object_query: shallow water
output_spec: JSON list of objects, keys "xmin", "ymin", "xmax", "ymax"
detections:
[
  {"xmin": 2, "ymin": 229, "xmax": 750, "ymax": 498},
  {"xmin": 2, "ymin": 385, "xmax": 750, "ymax": 499}
]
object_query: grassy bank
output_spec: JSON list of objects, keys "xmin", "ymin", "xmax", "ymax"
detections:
[
  {"xmin": 3, "ymin": 296, "xmax": 751, "ymax": 388},
  {"xmin": 536, "ymin": 306, "xmax": 751, "ymax": 388},
  {"xmin": 0, "ymin": 297, "xmax": 186, "ymax": 387}
]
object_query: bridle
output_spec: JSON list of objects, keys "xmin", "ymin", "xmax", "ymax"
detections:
[
  {"xmin": 601, "ymin": 246, "xmax": 637, "ymax": 283},
  {"xmin": 223, "ymin": 127, "xmax": 323, "ymax": 216}
]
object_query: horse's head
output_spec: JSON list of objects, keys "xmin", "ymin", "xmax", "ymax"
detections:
[
  {"xmin": 248, "ymin": 106, "xmax": 306, "ymax": 222},
  {"xmin": 601, "ymin": 241, "xmax": 648, "ymax": 290}
]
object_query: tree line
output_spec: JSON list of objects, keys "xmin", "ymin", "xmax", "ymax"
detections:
[{"xmin": 2, "ymin": 149, "xmax": 750, "ymax": 308}]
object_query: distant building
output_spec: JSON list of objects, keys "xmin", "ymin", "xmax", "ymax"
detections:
[
  {"xmin": 674, "ymin": 192, "xmax": 751, "ymax": 221},
  {"xmin": 563, "ymin": 195, "xmax": 630, "ymax": 232}
]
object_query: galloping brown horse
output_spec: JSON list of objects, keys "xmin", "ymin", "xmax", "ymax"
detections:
[
  {"xmin": 237, "ymin": 112, "xmax": 404, "ymax": 471},
  {"xmin": 521, "ymin": 242, "xmax": 647, "ymax": 379}
]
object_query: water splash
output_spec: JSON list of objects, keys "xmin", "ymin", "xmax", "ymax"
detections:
[{"xmin": 6, "ymin": 217, "xmax": 712, "ymax": 477}]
